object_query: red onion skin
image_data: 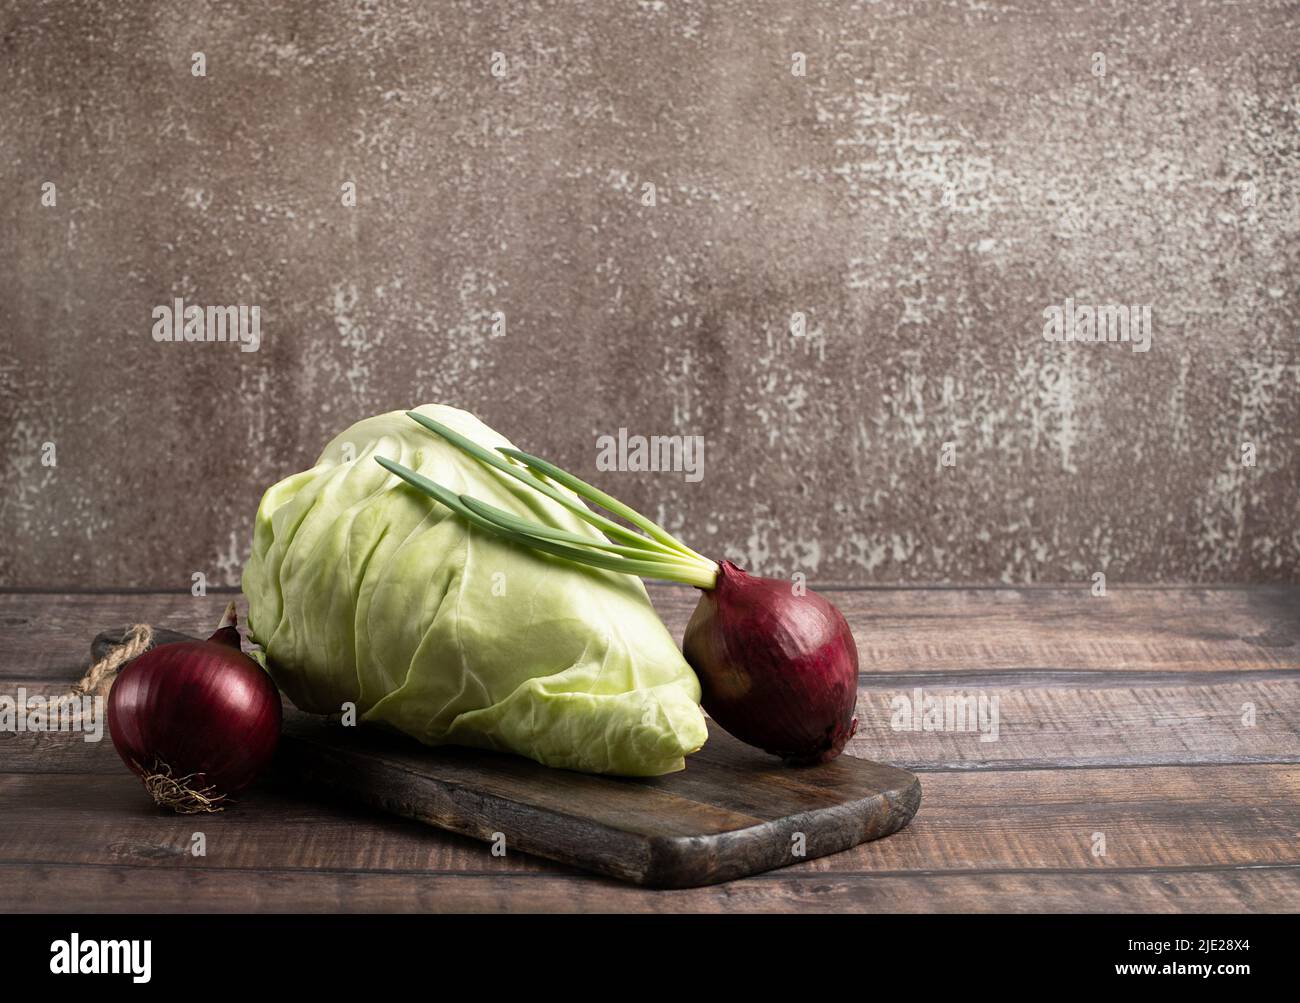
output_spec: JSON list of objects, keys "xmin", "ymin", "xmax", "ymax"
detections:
[
  {"xmin": 108, "ymin": 629, "xmax": 282, "ymax": 801},
  {"xmin": 683, "ymin": 561, "xmax": 859, "ymax": 764}
]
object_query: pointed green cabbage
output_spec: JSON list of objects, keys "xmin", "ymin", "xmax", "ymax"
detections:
[{"xmin": 242, "ymin": 405, "xmax": 708, "ymax": 776}]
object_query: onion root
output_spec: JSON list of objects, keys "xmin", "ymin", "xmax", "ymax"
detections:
[{"xmin": 137, "ymin": 759, "xmax": 229, "ymax": 814}]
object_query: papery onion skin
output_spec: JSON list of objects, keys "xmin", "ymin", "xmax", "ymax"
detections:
[
  {"xmin": 107, "ymin": 624, "xmax": 282, "ymax": 809},
  {"xmin": 683, "ymin": 561, "xmax": 859, "ymax": 764}
]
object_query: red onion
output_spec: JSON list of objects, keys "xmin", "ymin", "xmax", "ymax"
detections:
[
  {"xmin": 683, "ymin": 561, "xmax": 859, "ymax": 764},
  {"xmin": 108, "ymin": 606, "xmax": 282, "ymax": 812}
]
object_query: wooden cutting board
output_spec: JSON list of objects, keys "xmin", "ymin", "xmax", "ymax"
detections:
[{"xmin": 94, "ymin": 626, "xmax": 921, "ymax": 888}]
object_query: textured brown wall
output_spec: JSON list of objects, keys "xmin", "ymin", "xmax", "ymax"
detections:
[{"xmin": 1, "ymin": 1, "xmax": 1296, "ymax": 588}]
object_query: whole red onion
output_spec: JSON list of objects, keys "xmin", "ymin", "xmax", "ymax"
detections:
[
  {"xmin": 683, "ymin": 561, "xmax": 859, "ymax": 764},
  {"xmin": 108, "ymin": 607, "xmax": 282, "ymax": 812}
]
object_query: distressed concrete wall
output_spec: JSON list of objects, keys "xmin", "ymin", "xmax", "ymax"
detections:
[{"xmin": 1, "ymin": 0, "xmax": 1296, "ymax": 588}]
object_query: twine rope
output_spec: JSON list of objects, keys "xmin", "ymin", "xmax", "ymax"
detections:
[{"xmin": 72, "ymin": 623, "xmax": 155, "ymax": 700}]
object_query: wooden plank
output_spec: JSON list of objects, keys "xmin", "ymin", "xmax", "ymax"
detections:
[
  {"xmin": 0, "ymin": 592, "xmax": 235, "ymax": 683},
  {"xmin": 1, "ymin": 860, "xmax": 1293, "ymax": 913},
  {"xmin": 5, "ymin": 669, "xmax": 1299, "ymax": 774},
  {"xmin": 0, "ymin": 701, "xmax": 121, "ymax": 774},
  {"xmin": 844, "ymin": 765, "xmax": 1300, "ymax": 872},
  {"xmin": 2, "ymin": 585, "xmax": 1297, "ymax": 684},
  {"xmin": 2, "ymin": 766, "xmax": 1294, "ymax": 877},
  {"xmin": 0, "ymin": 772, "xmax": 550, "ymax": 875},
  {"xmin": 272, "ymin": 714, "xmax": 920, "ymax": 887},
  {"xmin": 847, "ymin": 674, "xmax": 1300, "ymax": 770}
]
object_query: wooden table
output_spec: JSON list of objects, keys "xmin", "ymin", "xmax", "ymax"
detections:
[{"xmin": 2, "ymin": 586, "xmax": 1297, "ymax": 913}]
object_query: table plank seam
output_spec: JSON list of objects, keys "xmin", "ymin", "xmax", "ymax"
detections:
[{"xmin": 2, "ymin": 860, "xmax": 1298, "ymax": 881}]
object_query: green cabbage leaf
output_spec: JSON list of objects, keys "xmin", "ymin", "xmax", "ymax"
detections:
[{"xmin": 242, "ymin": 405, "xmax": 707, "ymax": 776}]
